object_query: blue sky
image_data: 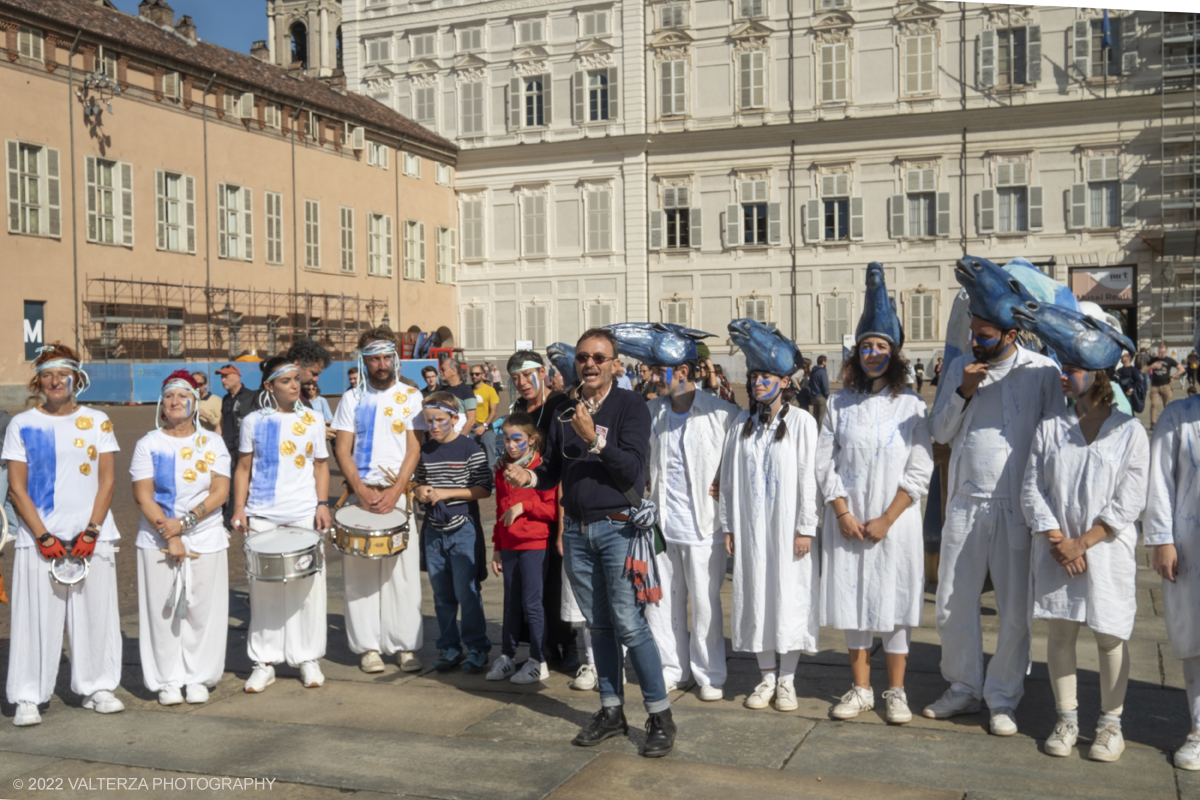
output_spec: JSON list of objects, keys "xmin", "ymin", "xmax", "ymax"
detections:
[{"xmin": 112, "ymin": 0, "xmax": 266, "ymax": 54}]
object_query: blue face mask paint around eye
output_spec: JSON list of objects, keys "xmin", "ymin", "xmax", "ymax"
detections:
[
  {"xmin": 664, "ymin": 368, "xmax": 674, "ymax": 385},
  {"xmin": 532, "ymin": 373, "xmax": 540, "ymax": 391},
  {"xmin": 755, "ymin": 377, "xmax": 782, "ymax": 402},
  {"xmin": 185, "ymin": 399, "xmax": 193, "ymax": 418},
  {"xmin": 972, "ymin": 333, "xmax": 1001, "ymax": 348},
  {"xmin": 66, "ymin": 375, "xmax": 73, "ymax": 395}
]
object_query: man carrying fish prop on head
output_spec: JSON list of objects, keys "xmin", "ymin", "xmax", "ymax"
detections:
[{"xmin": 925, "ymin": 255, "xmax": 1065, "ymax": 736}]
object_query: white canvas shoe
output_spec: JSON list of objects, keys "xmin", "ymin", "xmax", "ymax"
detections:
[
  {"xmin": 360, "ymin": 651, "xmax": 385, "ymax": 674},
  {"xmin": 882, "ymin": 688, "xmax": 913, "ymax": 724},
  {"xmin": 774, "ymin": 678, "xmax": 799, "ymax": 712},
  {"xmin": 1089, "ymin": 723, "xmax": 1125, "ymax": 763},
  {"xmin": 744, "ymin": 678, "xmax": 776, "ymax": 710},
  {"xmin": 698, "ymin": 685, "xmax": 724, "ymax": 702},
  {"xmin": 570, "ymin": 663, "xmax": 598, "ymax": 691},
  {"xmin": 158, "ymin": 685, "xmax": 184, "ymax": 706},
  {"xmin": 990, "ymin": 708, "xmax": 1018, "ymax": 737},
  {"xmin": 1175, "ymin": 732, "xmax": 1200, "ymax": 770},
  {"xmin": 922, "ymin": 688, "xmax": 981, "ymax": 719},
  {"xmin": 510, "ymin": 660, "xmax": 549, "ymax": 685},
  {"xmin": 831, "ymin": 686, "xmax": 875, "ymax": 720},
  {"xmin": 486, "ymin": 655, "xmax": 516, "ymax": 681},
  {"xmin": 397, "ymin": 651, "xmax": 422, "ymax": 673},
  {"xmin": 300, "ymin": 660, "xmax": 325, "ymax": 688},
  {"xmin": 83, "ymin": 690, "xmax": 125, "ymax": 714},
  {"xmin": 1044, "ymin": 718, "xmax": 1079, "ymax": 757},
  {"xmin": 185, "ymin": 684, "xmax": 210, "ymax": 704},
  {"xmin": 13, "ymin": 702, "xmax": 41, "ymax": 727},
  {"xmin": 244, "ymin": 664, "xmax": 275, "ymax": 693}
]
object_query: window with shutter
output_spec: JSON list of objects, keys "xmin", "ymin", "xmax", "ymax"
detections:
[
  {"xmin": 587, "ymin": 302, "xmax": 614, "ymax": 328},
  {"xmin": 661, "ymin": 60, "xmax": 686, "ymax": 117},
  {"xmin": 157, "ymin": 171, "xmax": 189, "ymax": 252},
  {"xmin": 414, "ymin": 87, "xmax": 436, "ymax": 126},
  {"xmin": 463, "ymin": 306, "xmax": 486, "ymax": 350},
  {"xmin": 995, "ymin": 27, "xmax": 1029, "ymax": 86},
  {"xmin": 517, "ymin": 19, "xmax": 545, "ymax": 44},
  {"xmin": 1086, "ymin": 156, "xmax": 1120, "ymax": 228},
  {"xmin": 90, "ymin": 158, "xmax": 120, "ymax": 245},
  {"xmin": 525, "ymin": 305, "xmax": 550, "ymax": 348},
  {"xmin": 8, "ymin": 141, "xmax": 56, "ymax": 237},
  {"xmin": 461, "ymin": 198, "xmax": 484, "ymax": 260},
  {"xmin": 163, "ymin": 71, "xmax": 180, "ymax": 102},
  {"xmin": 304, "ymin": 199, "xmax": 321, "ymax": 268},
  {"xmin": 523, "ymin": 194, "xmax": 547, "ymax": 256},
  {"xmin": 99, "ymin": 47, "xmax": 118, "ymax": 79},
  {"xmin": 410, "ymin": 33, "xmax": 434, "ymax": 59},
  {"xmin": 820, "ymin": 42, "xmax": 848, "ymax": 104},
  {"xmin": 823, "ymin": 295, "xmax": 850, "ymax": 342},
  {"xmin": 403, "ymin": 152, "xmax": 421, "ymax": 177},
  {"xmin": 743, "ymin": 297, "xmax": 770, "ymax": 324},
  {"xmin": 458, "ymin": 27, "xmax": 483, "ymax": 52},
  {"xmin": 819, "ymin": 174, "xmax": 851, "ymax": 242},
  {"xmin": 660, "ymin": 5, "xmax": 685, "ymax": 29},
  {"xmin": 908, "ymin": 293, "xmax": 936, "ymax": 341},
  {"xmin": 581, "ymin": 11, "xmax": 609, "ymax": 38},
  {"xmin": 436, "ymin": 226, "xmax": 458, "ymax": 283},
  {"xmin": 587, "ymin": 189, "xmax": 612, "ymax": 253},
  {"xmin": 738, "ymin": 180, "xmax": 769, "ymax": 245},
  {"xmin": 739, "ymin": 51, "xmax": 766, "ymax": 110},
  {"xmin": 738, "ymin": 0, "xmax": 765, "ymax": 19},
  {"xmin": 18, "ymin": 27, "xmax": 44, "ymax": 62},
  {"xmin": 367, "ymin": 38, "xmax": 392, "ymax": 64},
  {"xmin": 460, "ymin": 82, "xmax": 484, "ymax": 135},
  {"xmin": 265, "ymin": 191, "xmax": 283, "ymax": 264},
  {"xmin": 903, "ymin": 35, "xmax": 935, "ymax": 95},
  {"xmin": 587, "ymin": 70, "xmax": 612, "ymax": 121},
  {"xmin": 664, "ymin": 300, "xmax": 690, "ymax": 326},
  {"xmin": 340, "ymin": 207, "xmax": 355, "ymax": 273}
]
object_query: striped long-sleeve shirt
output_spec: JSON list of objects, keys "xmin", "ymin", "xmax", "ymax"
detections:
[{"xmin": 414, "ymin": 434, "xmax": 494, "ymax": 531}]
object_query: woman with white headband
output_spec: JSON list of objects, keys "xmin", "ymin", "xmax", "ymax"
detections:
[
  {"xmin": 130, "ymin": 370, "xmax": 232, "ymax": 706},
  {"xmin": 3, "ymin": 343, "xmax": 124, "ymax": 727},
  {"xmin": 231, "ymin": 355, "xmax": 333, "ymax": 693}
]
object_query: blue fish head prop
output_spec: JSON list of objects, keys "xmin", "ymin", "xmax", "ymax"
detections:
[
  {"xmin": 546, "ymin": 343, "xmax": 578, "ymax": 386},
  {"xmin": 727, "ymin": 318, "xmax": 803, "ymax": 377},
  {"xmin": 603, "ymin": 322, "xmax": 711, "ymax": 367},
  {"xmin": 1003, "ymin": 258, "xmax": 1081, "ymax": 313},
  {"xmin": 855, "ymin": 262, "xmax": 904, "ymax": 347},
  {"xmin": 1010, "ymin": 301, "xmax": 1135, "ymax": 371},
  {"xmin": 954, "ymin": 255, "xmax": 1037, "ymax": 331}
]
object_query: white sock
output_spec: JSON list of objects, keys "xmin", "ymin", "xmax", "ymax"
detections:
[{"xmin": 761, "ymin": 672, "xmax": 777, "ymax": 685}]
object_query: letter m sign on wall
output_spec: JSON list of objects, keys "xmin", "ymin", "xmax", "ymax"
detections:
[{"xmin": 24, "ymin": 300, "xmax": 44, "ymax": 361}]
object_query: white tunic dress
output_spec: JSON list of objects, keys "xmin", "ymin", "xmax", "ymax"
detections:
[
  {"xmin": 718, "ymin": 406, "xmax": 820, "ymax": 654},
  {"xmin": 1021, "ymin": 408, "xmax": 1148, "ymax": 640},
  {"xmin": 817, "ymin": 388, "xmax": 933, "ymax": 632},
  {"xmin": 1145, "ymin": 395, "xmax": 1200, "ymax": 659}
]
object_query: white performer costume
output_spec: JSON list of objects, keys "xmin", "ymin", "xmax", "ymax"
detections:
[
  {"xmin": 719, "ymin": 407, "xmax": 820, "ymax": 658},
  {"xmin": 331, "ymin": 381, "xmax": 427, "ymax": 656},
  {"xmin": 817, "ymin": 388, "xmax": 933, "ymax": 648},
  {"xmin": 241, "ymin": 407, "xmax": 329, "ymax": 667},
  {"xmin": 130, "ymin": 429, "xmax": 232, "ymax": 693},
  {"xmin": 644, "ymin": 390, "xmax": 737, "ymax": 689},
  {"xmin": 3, "ymin": 406, "xmax": 123, "ymax": 706},
  {"xmin": 930, "ymin": 347, "xmax": 1063, "ymax": 711}
]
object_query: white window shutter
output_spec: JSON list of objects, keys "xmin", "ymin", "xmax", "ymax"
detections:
[
  {"xmin": 649, "ymin": 209, "xmax": 663, "ymax": 250},
  {"xmin": 767, "ymin": 202, "xmax": 781, "ymax": 245},
  {"xmin": 1028, "ymin": 185, "xmax": 1043, "ymax": 231},
  {"xmin": 185, "ymin": 175, "xmax": 196, "ymax": 254},
  {"xmin": 978, "ymin": 188, "xmax": 995, "ymax": 234},
  {"xmin": 608, "ymin": 67, "xmax": 619, "ymax": 119},
  {"xmin": 1121, "ymin": 15, "xmax": 1138, "ymax": 75},
  {"xmin": 155, "ymin": 169, "xmax": 166, "ymax": 250},
  {"xmin": 849, "ymin": 196, "xmax": 864, "ymax": 241},
  {"xmin": 449, "ymin": 228, "xmax": 457, "ymax": 282},
  {"xmin": 1027, "ymin": 25, "xmax": 1042, "ymax": 83},
  {"xmin": 1069, "ymin": 182, "xmax": 1087, "ymax": 229},
  {"xmin": 1073, "ymin": 20, "xmax": 1091, "ymax": 79},
  {"xmin": 216, "ymin": 182, "xmax": 227, "ymax": 257},
  {"xmin": 1086, "ymin": 156, "xmax": 1103, "ymax": 182},
  {"xmin": 890, "ymin": 194, "xmax": 906, "ymax": 238},
  {"xmin": 936, "ymin": 191, "xmax": 951, "ymax": 236},
  {"xmin": 46, "ymin": 147, "xmax": 61, "ymax": 238},
  {"xmin": 1012, "ymin": 161, "xmax": 1029, "ymax": 186},
  {"xmin": 383, "ymin": 215, "xmax": 394, "ymax": 276},
  {"xmin": 996, "ymin": 163, "xmax": 1012, "ymax": 188},
  {"xmin": 508, "ymin": 77, "xmax": 522, "ymax": 129},
  {"xmin": 572, "ymin": 72, "xmax": 585, "ymax": 123},
  {"xmin": 1121, "ymin": 182, "xmax": 1137, "ymax": 227},
  {"xmin": 979, "ymin": 30, "xmax": 996, "ymax": 88},
  {"xmin": 418, "ymin": 221, "xmax": 426, "ymax": 279},
  {"xmin": 241, "ymin": 187, "xmax": 252, "ymax": 260},
  {"xmin": 85, "ymin": 155, "xmax": 97, "ymax": 242},
  {"xmin": 690, "ymin": 207, "xmax": 702, "ymax": 248},
  {"xmin": 725, "ymin": 203, "xmax": 741, "ymax": 246},
  {"xmin": 542, "ymin": 74, "xmax": 552, "ymax": 124},
  {"xmin": 805, "ymin": 198, "xmax": 821, "ymax": 242},
  {"xmin": 351, "ymin": 126, "xmax": 365, "ymax": 150},
  {"xmin": 6, "ymin": 141, "xmax": 18, "ymax": 233},
  {"xmin": 120, "ymin": 161, "xmax": 134, "ymax": 246}
]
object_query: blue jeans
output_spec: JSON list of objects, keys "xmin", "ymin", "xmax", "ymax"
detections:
[
  {"xmin": 562, "ymin": 515, "xmax": 669, "ymax": 714},
  {"xmin": 424, "ymin": 519, "xmax": 490, "ymax": 653}
]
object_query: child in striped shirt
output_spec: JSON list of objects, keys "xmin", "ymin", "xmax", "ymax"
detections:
[{"xmin": 414, "ymin": 391, "xmax": 494, "ymax": 674}]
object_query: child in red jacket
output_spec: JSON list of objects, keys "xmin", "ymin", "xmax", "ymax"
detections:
[{"xmin": 486, "ymin": 412, "xmax": 558, "ymax": 684}]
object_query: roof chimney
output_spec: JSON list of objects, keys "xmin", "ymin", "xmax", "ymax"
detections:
[
  {"xmin": 175, "ymin": 14, "xmax": 196, "ymax": 42},
  {"xmin": 138, "ymin": 0, "xmax": 175, "ymax": 28},
  {"xmin": 250, "ymin": 40, "xmax": 270, "ymax": 62}
]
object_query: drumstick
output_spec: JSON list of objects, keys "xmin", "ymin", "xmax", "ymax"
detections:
[
  {"xmin": 335, "ymin": 487, "xmax": 351, "ymax": 510},
  {"xmin": 380, "ymin": 466, "xmax": 400, "ymax": 486},
  {"xmin": 159, "ymin": 548, "xmax": 200, "ymax": 559}
]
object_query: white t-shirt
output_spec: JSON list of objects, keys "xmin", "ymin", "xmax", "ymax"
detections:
[
  {"xmin": 958, "ymin": 351, "xmax": 1016, "ymax": 498},
  {"xmin": 331, "ymin": 382, "xmax": 427, "ymax": 486},
  {"xmin": 1, "ymin": 405, "xmax": 120, "ymax": 547},
  {"xmin": 661, "ymin": 411, "xmax": 703, "ymax": 545},
  {"xmin": 129, "ymin": 429, "xmax": 232, "ymax": 553},
  {"xmin": 240, "ymin": 407, "xmax": 329, "ymax": 524}
]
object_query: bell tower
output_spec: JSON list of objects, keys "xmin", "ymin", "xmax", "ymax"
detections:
[{"xmin": 265, "ymin": 0, "xmax": 342, "ymax": 78}]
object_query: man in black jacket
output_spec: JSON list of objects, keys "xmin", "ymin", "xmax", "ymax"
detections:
[{"xmin": 504, "ymin": 328, "xmax": 675, "ymax": 758}]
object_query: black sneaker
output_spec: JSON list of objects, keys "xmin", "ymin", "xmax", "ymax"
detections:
[
  {"xmin": 561, "ymin": 641, "xmax": 581, "ymax": 673},
  {"xmin": 642, "ymin": 709, "xmax": 676, "ymax": 758},
  {"xmin": 571, "ymin": 706, "xmax": 628, "ymax": 747}
]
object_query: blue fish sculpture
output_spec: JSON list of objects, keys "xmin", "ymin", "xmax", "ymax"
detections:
[
  {"xmin": 1010, "ymin": 301, "xmax": 1135, "ymax": 371},
  {"xmin": 546, "ymin": 342, "xmax": 578, "ymax": 387},
  {"xmin": 855, "ymin": 262, "xmax": 904, "ymax": 347},
  {"xmin": 728, "ymin": 318, "xmax": 803, "ymax": 376},
  {"xmin": 1004, "ymin": 258, "xmax": 1081, "ymax": 313},
  {"xmin": 604, "ymin": 322, "xmax": 713, "ymax": 367},
  {"xmin": 954, "ymin": 255, "xmax": 1038, "ymax": 331}
]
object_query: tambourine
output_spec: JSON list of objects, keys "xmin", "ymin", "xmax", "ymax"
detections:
[{"xmin": 49, "ymin": 554, "xmax": 89, "ymax": 586}]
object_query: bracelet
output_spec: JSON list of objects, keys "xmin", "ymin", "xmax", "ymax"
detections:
[
  {"xmin": 836, "ymin": 511, "xmax": 850, "ymax": 519},
  {"xmin": 179, "ymin": 512, "xmax": 199, "ymax": 532}
]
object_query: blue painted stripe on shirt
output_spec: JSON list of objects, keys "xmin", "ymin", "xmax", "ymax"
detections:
[
  {"xmin": 250, "ymin": 415, "xmax": 281, "ymax": 506},
  {"xmin": 151, "ymin": 449, "xmax": 177, "ymax": 517},
  {"xmin": 20, "ymin": 426, "xmax": 56, "ymax": 514},
  {"xmin": 353, "ymin": 396, "xmax": 376, "ymax": 478}
]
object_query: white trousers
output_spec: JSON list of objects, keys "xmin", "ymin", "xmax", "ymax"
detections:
[
  {"xmin": 845, "ymin": 625, "xmax": 911, "ymax": 655},
  {"xmin": 7, "ymin": 544, "xmax": 122, "ymax": 705},
  {"xmin": 342, "ymin": 541, "xmax": 423, "ymax": 655},
  {"xmin": 644, "ymin": 538, "xmax": 727, "ymax": 687},
  {"xmin": 935, "ymin": 496, "xmax": 1032, "ymax": 710},
  {"xmin": 137, "ymin": 548, "xmax": 229, "ymax": 692},
  {"xmin": 246, "ymin": 518, "xmax": 327, "ymax": 667},
  {"xmin": 1184, "ymin": 657, "xmax": 1200, "ymax": 730}
]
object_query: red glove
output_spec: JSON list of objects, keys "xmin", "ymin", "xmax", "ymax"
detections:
[
  {"xmin": 70, "ymin": 530, "xmax": 98, "ymax": 558},
  {"xmin": 36, "ymin": 534, "xmax": 67, "ymax": 560}
]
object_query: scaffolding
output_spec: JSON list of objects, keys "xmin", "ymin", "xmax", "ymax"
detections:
[{"xmin": 82, "ymin": 275, "xmax": 390, "ymax": 362}]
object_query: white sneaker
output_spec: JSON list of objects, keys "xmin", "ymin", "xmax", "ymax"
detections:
[
  {"xmin": 487, "ymin": 655, "xmax": 516, "ymax": 681},
  {"xmin": 13, "ymin": 702, "xmax": 41, "ymax": 727},
  {"xmin": 1175, "ymin": 732, "xmax": 1200, "ymax": 770},
  {"xmin": 922, "ymin": 688, "xmax": 981, "ymax": 719},
  {"xmin": 699, "ymin": 685, "xmax": 724, "ymax": 702},
  {"xmin": 990, "ymin": 708, "xmax": 1018, "ymax": 737},
  {"xmin": 511, "ymin": 660, "xmax": 549, "ymax": 685},
  {"xmin": 882, "ymin": 688, "xmax": 912, "ymax": 724},
  {"xmin": 397, "ymin": 651, "xmax": 422, "ymax": 673},
  {"xmin": 360, "ymin": 651, "xmax": 385, "ymax": 673},
  {"xmin": 1044, "ymin": 718, "xmax": 1079, "ymax": 757},
  {"xmin": 831, "ymin": 686, "xmax": 875, "ymax": 720},
  {"xmin": 570, "ymin": 663, "xmax": 598, "ymax": 691},
  {"xmin": 744, "ymin": 677, "xmax": 776, "ymax": 710},
  {"xmin": 300, "ymin": 660, "xmax": 325, "ymax": 688},
  {"xmin": 82, "ymin": 690, "xmax": 124, "ymax": 714},
  {"xmin": 185, "ymin": 684, "xmax": 210, "ymax": 704},
  {"xmin": 244, "ymin": 664, "xmax": 275, "ymax": 693},
  {"xmin": 158, "ymin": 685, "xmax": 184, "ymax": 706},
  {"xmin": 1089, "ymin": 723, "xmax": 1124, "ymax": 762},
  {"xmin": 774, "ymin": 678, "xmax": 798, "ymax": 712}
]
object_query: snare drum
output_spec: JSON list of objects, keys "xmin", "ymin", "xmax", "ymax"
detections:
[
  {"xmin": 244, "ymin": 527, "xmax": 324, "ymax": 583},
  {"xmin": 331, "ymin": 505, "xmax": 409, "ymax": 559},
  {"xmin": 49, "ymin": 555, "xmax": 89, "ymax": 586}
]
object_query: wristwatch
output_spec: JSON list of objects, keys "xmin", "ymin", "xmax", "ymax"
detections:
[{"xmin": 317, "ymin": 500, "xmax": 331, "ymax": 508}]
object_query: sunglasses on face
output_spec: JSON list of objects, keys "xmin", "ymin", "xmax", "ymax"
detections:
[{"xmin": 574, "ymin": 353, "xmax": 614, "ymax": 365}]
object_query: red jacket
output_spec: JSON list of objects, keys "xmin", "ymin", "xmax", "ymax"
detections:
[{"xmin": 493, "ymin": 453, "xmax": 558, "ymax": 550}]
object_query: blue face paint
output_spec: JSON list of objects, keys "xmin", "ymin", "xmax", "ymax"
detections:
[
  {"xmin": 504, "ymin": 432, "xmax": 530, "ymax": 458},
  {"xmin": 532, "ymin": 373, "xmax": 540, "ymax": 391},
  {"xmin": 664, "ymin": 368, "xmax": 674, "ymax": 385},
  {"xmin": 753, "ymin": 375, "xmax": 782, "ymax": 402},
  {"xmin": 971, "ymin": 332, "xmax": 1001, "ymax": 348},
  {"xmin": 859, "ymin": 346, "xmax": 891, "ymax": 376},
  {"xmin": 65, "ymin": 375, "xmax": 73, "ymax": 395},
  {"xmin": 185, "ymin": 398, "xmax": 193, "ymax": 418}
]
